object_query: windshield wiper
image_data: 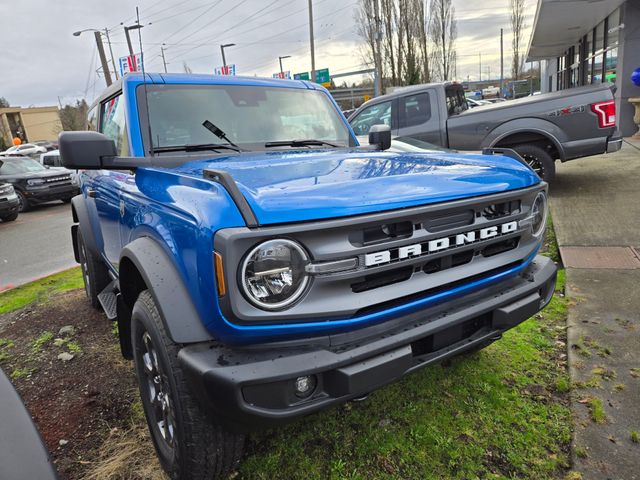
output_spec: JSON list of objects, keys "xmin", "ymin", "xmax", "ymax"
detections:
[
  {"xmin": 202, "ymin": 120, "xmax": 243, "ymax": 151},
  {"xmin": 264, "ymin": 139, "xmax": 342, "ymax": 148},
  {"xmin": 153, "ymin": 143, "xmax": 241, "ymax": 154}
]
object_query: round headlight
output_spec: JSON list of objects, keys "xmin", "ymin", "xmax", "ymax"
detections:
[
  {"xmin": 240, "ymin": 239, "xmax": 310, "ymax": 310},
  {"xmin": 531, "ymin": 191, "xmax": 548, "ymax": 237}
]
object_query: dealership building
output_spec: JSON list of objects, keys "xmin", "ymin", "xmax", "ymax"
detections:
[{"xmin": 527, "ymin": 0, "xmax": 640, "ymax": 136}]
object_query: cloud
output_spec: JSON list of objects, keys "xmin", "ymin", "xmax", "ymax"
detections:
[{"xmin": 0, "ymin": 0, "xmax": 539, "ymax": 106}]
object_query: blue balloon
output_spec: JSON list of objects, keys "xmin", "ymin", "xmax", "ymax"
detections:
[{"xmin": 632, "ymin": 67, "xmax": 640, "ymax": 87}]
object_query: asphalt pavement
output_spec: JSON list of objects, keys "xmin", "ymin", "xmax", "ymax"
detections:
[
  {"xmin": 550, "ymin": 140, "xmax": 640, "ymax": 480},
  {"xmin": 0, "ymin": 202, "xmax": 76, "ymax": 291}
]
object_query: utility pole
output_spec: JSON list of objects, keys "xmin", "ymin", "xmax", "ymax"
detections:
[
  {"xmin": 104, "ymin": 28, "xmax": 118, "ymax": 80},
  {"xmin": 94, "ymin": 31, "xmax": 112, "ymax": 86},
  {"xmin": 372, "ymin": 0, "xmax": 383, "ymax": 96},
  {"xmin": 161, "ymin": 46, "xmax": 168, "ymax": 73},
  {"xmin": 500, "ymin": 28, "xmax": 504, "ymax": 97},
  {"xmin": 308, "ymin": 0, "xmax": 316, "ymax": 83}
]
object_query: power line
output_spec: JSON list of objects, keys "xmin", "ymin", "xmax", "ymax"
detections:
[{"xmin": 169, "ymin": 0, "xmax": 329, "ymax": 60}]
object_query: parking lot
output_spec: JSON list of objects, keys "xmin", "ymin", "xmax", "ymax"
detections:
[{"xmin": 0, "ymin": 202, "xmax": 75, "ymax": 291}]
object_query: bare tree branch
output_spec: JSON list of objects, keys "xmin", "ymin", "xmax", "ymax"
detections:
[
  {"xmin": 428, "ymin": 0, "xmax": 457, "ymax": 81},
  {"xmin": 510, "ymin": 0, "xmax": 526, "ymax": 80}
]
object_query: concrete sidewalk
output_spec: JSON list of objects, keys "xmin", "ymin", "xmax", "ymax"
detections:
[{"xmin": 550, "ymin": 141, "xmax": 640, "ymax": 480}]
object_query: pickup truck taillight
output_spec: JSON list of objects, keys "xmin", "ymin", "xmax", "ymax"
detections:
[{"xmin": 591, "ymin": 100, "xmax": 616, "ymax": 128}]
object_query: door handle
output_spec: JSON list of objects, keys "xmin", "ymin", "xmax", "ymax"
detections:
[{"xmin": 87, "ymin": 188, "xmax": 96, "ymax": 198}]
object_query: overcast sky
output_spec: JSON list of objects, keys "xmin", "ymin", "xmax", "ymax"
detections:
[{"xmin": 0, "ymin": 0, "xmax": 536, "ymax": 107}]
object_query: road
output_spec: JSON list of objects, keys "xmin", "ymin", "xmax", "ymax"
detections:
[{"xmin": 0, "ymin": 202, "xmax": 76, "ymax": 291}]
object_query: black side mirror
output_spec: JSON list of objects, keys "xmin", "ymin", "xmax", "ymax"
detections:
[
  {"xmin": 42, "ymin": 156, "xmax": 56, "ymax": 167},
  {"xmin": 368, "ymin": 124, "xmax": 392, "ymax": 151},
  {"xmin": 59, "ymin": 131, "xmax": 117, "ymax": 169}
]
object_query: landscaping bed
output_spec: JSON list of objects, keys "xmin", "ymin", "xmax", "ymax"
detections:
[{"xmin": 0, "ymin": 238, "xmax": 571, "ymax": 479}]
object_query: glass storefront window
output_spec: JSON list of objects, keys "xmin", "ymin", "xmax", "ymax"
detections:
[
  {"xmin": 595, "ymin": 22, "xmax": 605, "ymax": 54},
  {"xmin": 593, "ymin": 54, "xmax": 603, "ymax": 83},
  {"xmin": 607, "ymin": 9, "xmax": 620, "ymax": 47},
  {"xmin": 604, "ymin": 47, "xmax": 618, "ymax": 83}
]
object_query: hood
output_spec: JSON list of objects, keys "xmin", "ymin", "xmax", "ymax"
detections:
[{"xmin": 173, "ymin": 149, "xmax": 539, "ymax": 225}]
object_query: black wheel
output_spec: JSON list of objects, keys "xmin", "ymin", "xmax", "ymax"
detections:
[
  {"xmin": 0, "ymin": 212, "xmax": 18, "ymax": 222},
  {"xmin": 16, "ymin": 191, "xmax": 29, "ymax": 212},
  {"xmin": 131, "ymin": 291, "xmax": 244, "ymax": 480},
  {"xmin": 77, "ymin": 228, "xmax": 110, "ymax": 309},
  {"xmin": 513, "ymin": 144, "xmax": 556, "ymax": 183}
]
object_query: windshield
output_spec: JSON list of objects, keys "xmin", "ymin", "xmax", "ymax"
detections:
[
  {"xmin": 0, "ymin": 158, "xmax": 46, "ymax": 175},
  {"xmin": 143, "ymin": 84, "xmax": 351, "ymax": 150}
]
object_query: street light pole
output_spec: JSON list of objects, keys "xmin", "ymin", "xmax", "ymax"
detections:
[
  {"xmin": 124, "ymin": 27, "xmax": 135, "ymax": 57},
  {"xmin": 94, "ymin": 31, "xmax": 112, "ymax": 86},
  {"xmin": 220, "ymin": 43, "xmax": 235, "ymax": 68},
  {"xmin": 73, "ymin": 28, "xmax": 113, "ymax": 86},
  {"xmin": 123, "ymin": 24, "xmax": 144, "ymax": 71},
  {"xmin": 308, "ymin": 0, "xmax": 316, "ymax": 83},
  {"xmin": 278, "ymin": 55, "xmax": 291, "ymax": 75}
]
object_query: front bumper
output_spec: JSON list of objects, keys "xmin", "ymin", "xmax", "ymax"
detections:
[
  {"xmin": 607, "ymin": 131, "xmax": 623, "ymax": 153},
  {"xmin": 179, "ymin": 255, "xmax": 557, "ymax": 431},
  {"xmin": 23, "ymin": 184, "xmax": 79, "ymax": 204},
  {"xmin": 0, "ymin": 196, "xmax": 19, "ymax": 215}
]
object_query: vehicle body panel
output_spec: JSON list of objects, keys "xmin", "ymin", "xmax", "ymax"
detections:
[{"xmin": 348, "ymin": 82, "xmax": 620, "ymax": 161}]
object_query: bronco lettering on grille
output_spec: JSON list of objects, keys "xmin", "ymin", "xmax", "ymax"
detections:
[{"xmin": 364, "ymin": 221, "xmax": 518, "ymax": 267}]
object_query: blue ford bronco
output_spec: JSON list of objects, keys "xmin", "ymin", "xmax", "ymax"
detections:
[{"xmin": 60, "ymin": 73, "xmax": 556, "ymax": 479}]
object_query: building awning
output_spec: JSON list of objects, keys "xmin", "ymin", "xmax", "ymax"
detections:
[{"xmin": 527, "ymin": 0, "xmax": 625, "ymax": 61}]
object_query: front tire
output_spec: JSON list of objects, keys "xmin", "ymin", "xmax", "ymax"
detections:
[
  {"xmin": 513, "ymin": 144, "xmax": 556, "ymax": 183},
  {"xmin": 77, "ymin": 229, "xmax": 110, "ymax": 309},
  {"xmin": 0, "ymin": 212, "xmax": 18, "ymax": 222},
  {"xmin": 131, "ymin": 291, "xmax": 244, "ymax": 480},
  {"xmin": 16, "ymin": 191, "xmax": 29, "ymax": 212}
]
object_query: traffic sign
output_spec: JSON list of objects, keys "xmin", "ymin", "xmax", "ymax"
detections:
[
  {"xmin": 215, "ymin": 64, "xmax": 236, "ymax": 76},
  {"xmin": 272, "ymin": 71, "xmax": 291, "ymax": 79},
  {"xmin": 294, "ymin": 72, "xmax": 310, "ymax": 81},
  {"xmin": 119, "ymin": 54, "xmax": 143, "ymax": 75},
  {"xmin": 316, "ymin": 68, "xmax": 331, "ymax": 87}
]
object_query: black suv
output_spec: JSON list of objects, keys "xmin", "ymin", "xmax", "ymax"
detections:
[
  {"xmin": 0, "ymin": 156, "xmax": 79, "ymax": 212},
  {"xmin": 0, "ymin": 183, "xmax": 19, "ymax": 222}
]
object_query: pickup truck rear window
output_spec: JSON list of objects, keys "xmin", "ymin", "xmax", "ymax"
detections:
[{"xmin": 142, "ymin": 84, "xmax": 350, "ymax": 150}]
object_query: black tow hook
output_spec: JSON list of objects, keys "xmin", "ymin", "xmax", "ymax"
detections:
[{"xmin": 489, "ymin": 333, "xmax": 503, "ymax": 341}]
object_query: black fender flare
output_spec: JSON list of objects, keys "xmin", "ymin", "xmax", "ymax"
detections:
[
  {"xmin": 119, "ymin": 237, "xmax": 215, "ymax": 344},
  {"xmin": 70, "ymin": 194, "xmax": 101, "ymax": 262}
]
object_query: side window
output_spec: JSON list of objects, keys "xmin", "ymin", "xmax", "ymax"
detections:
[
  {"xmin": 445, "ymin": 87, "xmax": 467, "ymax": 116},
  {"xmin": 100, "ymin": 95, "xmax": 129, "ymax": 155},
  {"xmin": 399, "ymin": 93, "xmax": 431, "ymax": 128},
  {"xmin": 350, "ymin": 100, "xmax": 392, "ymax": 136},
  {"xmin": 87, "ymin": 106, "xmax": 98, "ymax": 131}
]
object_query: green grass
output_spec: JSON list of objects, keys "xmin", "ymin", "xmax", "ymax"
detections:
[
  {"xmin": 10, "ymin": 367, "xmax": 35, "ymax": 380},
  {"xmin": 587, "ymin": 398, "xmax": 606, "ymax": 424},
  {"xmin": 0, "ymin": 268, "xmax": 83, "ymax": 315},
  {"xmin": 239, "ymin": 270, "xmax": 571, "ymax": 480},
  {"xmin": 631, "ymin": 431, "xmax": 639, "ymax": 444},
  {"xmin": 30, "ymin": 331, "xmax": 54, "ymax": 354}
]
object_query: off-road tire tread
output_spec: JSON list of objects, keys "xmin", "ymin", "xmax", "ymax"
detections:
[
  {"xmin": 0, "ymin": 212, "xmax": 18, "ymax": 222},
  {"xmin": 78, "ymin": 229, "xmax": 110, "ymax": 309},
  {"xmin": 134, "ymin": 290, "xmax": 244, "ymax": 480},
  {"xmin": 513, "ymin": 143, "xmax": 556, "ymax": 183}
]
